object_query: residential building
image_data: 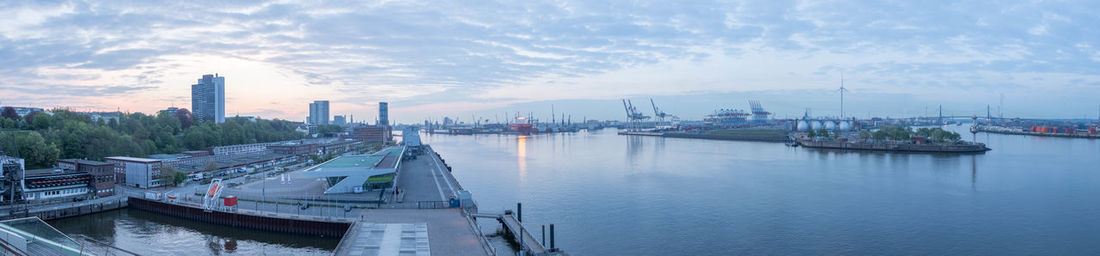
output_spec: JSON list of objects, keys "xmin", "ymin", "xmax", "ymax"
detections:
[
  {"xmin": 309, "ymin": 100, "xmax": 330, "ymax": 125},
  {"xmin": 0, "ymin": 107, "xmax": 45, "ymax": 117},
  {"xmin": 333, "ymin": 115, "xmax": 347, "ymax": 126},
  {"xmin": 161, "ymin": 107, "xmax": 179, "ymax": 116},
  {"xmin": 104, "ymin": 156, "xmax": 164, "ymax": 189},
  {"xmin": 378, "ymin": 102, "xmax": 389, "ymax": 126},
  {"xmin": 191, "ymin": 74, "xmax": 226, "ymax": 123},
  {"xmin": 57, "ymin": 159, "xmax": 116, "ymax": 198}
]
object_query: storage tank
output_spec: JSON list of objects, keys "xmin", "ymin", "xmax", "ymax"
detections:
[
  {"xmin": 838, "ymin": 121, "xmax": 852, "ymax": 131},
  {"xmin": 797, "ymin": 120, "xmax": 809, "ymax": 131},
  {"xmin": 810, "ymin": 121, "xmax": 822, "ymax": 130},
  {"xmin": 824, "ymin": 121, "xmax": 837, "ymax": 130}
]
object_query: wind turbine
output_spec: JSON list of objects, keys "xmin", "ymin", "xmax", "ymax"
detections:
[{"xmin": 837, "ymin": 74, "xmax": 850, "ymax": 118}]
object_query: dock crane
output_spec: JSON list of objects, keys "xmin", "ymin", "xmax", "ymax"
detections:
[
  {"xmin": 650, "ymin": 98, "xmax": 668, "ymax": 122},
  {"xmin": 622, "ymin": 99, "xmax": 650, "ymax": 131}
]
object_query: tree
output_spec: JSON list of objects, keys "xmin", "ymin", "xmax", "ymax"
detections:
[
  {"xmin": 818, "ymin": 128, "xmax": 830, "ymax": 140},
  {"xmin": 158, "ymin": 166, "xmax": 181, "ymax": 187},
  {"xmin": 0, "ymin": 107, "xmax": 17, "ymax": 121},
  {"xmin": 32, "ymin": 112, "xmax": 51, "ymax": 130},
  {"xmin": 4, "ymin": 132, "xmax": 60, "ymax": 168},
  {"xmin": 859, "ymin": 130, "xmax": 871, "ymax": 140},
  {"xmin": 175, "ymin": 108, "xmax": 194, "ymax": 129},
  {"xmin": 807, "ymin": 129, "xmax": 817, "ymax": 138}
]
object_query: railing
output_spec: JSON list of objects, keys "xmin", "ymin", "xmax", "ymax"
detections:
[
  {"xmin": 73, "ymin": 234, "xmax": 141, "ymax": 256},
  {"xmin": 416, "ymin": 201, "xmax": 448, "ymax": 209},
  {"xmin": 464, "ymin": 211, "xmax": 497, "ymax": 256}
]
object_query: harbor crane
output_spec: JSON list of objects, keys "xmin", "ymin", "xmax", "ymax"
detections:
[
  {"xmin": 622, "ymin": 99, "xmax": 650, "ymax": 131},
  {"xmin": 749, "ymin": 100, "xmax": 771, "ymax": 122},
  {"xmin": 650, "ymin": 98, "xmax": 668, "ymax": 122}
]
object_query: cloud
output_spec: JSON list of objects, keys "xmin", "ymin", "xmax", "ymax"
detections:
[{"xmin": 0, "ymin": 0, "xmax": 1098, "ymax": 120}]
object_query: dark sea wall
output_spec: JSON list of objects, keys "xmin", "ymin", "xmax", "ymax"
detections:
[{"xmin": 128, "ymin": 197, "xmax": 350, "ymax": 237}]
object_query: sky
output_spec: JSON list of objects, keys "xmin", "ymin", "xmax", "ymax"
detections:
[{"xmin": 1, "ymin": 0, "xmax": 1099, "ymax": 123}]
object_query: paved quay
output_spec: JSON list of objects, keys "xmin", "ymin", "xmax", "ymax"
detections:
[{"xmin": 336, "ymin": 209, "xmax": 485, "ymax": 256}]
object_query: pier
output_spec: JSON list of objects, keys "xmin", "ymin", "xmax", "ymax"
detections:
[
  {"xmin": 120, "ymin": 142, "xmax": 566, "ymax": 256},
  {"xmin": 472, "ymin": 211, "xmax": 568, "ymax": 256}
]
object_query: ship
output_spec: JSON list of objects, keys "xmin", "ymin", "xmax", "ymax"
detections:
[{"xmin": 703, "ymin": 109, "xmax": 750, "ymax": 127}]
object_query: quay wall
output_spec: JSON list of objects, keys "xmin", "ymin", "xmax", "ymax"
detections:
[
  {"xmin": 0, "ymin": 198, "xmax": 128, "ymax": 221},
  {"xmin": 978, "ymin": 128, "xmax": 1100, "ymax": 139},
  {"xmin": 799, "ymin": 141, "xmax": 989, "ymax": 153},
  {"xmin": 128, "ymin": 197, "xmax": 350, "ymax": 237}
]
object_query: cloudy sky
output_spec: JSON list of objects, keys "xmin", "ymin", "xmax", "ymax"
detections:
[{"xmin": 2, "ymin": 0, "xmax": 1098, "ymax": 123}]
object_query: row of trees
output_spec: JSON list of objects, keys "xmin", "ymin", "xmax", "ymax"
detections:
[
  {"xmin": 856, "ymin": 126, "xmax": 962, "ymax": 143},
  {"xmin": 1, "ymin": 107, "xmax": 304, "ymax": 169}
]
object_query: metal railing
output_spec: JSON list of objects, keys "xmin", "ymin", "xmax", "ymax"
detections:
[{"xmin": 416, "ymin": 201, "xmax": 448, "ymax": 209}]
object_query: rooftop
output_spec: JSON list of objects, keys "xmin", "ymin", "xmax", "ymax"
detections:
[
  {"xmin": 104, "ymin": 156, "xmax": 161, "ymax": 163},
  {"xmin": 58, "ymin": 159, "xmax": 111, "ymax": 166},
  {"xmin": 305, "ymin": 146, "xmax": 405, "ymax": 194},
  {"xmin": 315, "ymin": 155, "xmax": 384, "ymax": 169},
  {"xmin": 24, "ymin": 168, "xmax": 84, "ymax": 178}
]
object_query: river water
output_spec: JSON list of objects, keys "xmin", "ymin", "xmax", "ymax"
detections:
[
  {"xmin": 49, "ymin": 127, "xmax": 1100, "ymax": 255},
  {"xmin": 423, "ymin": 127, "xmax": 1100, "ymax": 255}
]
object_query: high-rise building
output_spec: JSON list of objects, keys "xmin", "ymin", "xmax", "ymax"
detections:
[
  {"xmin": 309, "ymin": 100, "xmax": 330, "ymax": 125},
  {"xmin": 379, "ymin": 102, "xmax": 389, "ymax": 126},
  {"xmin": 191, "ymin": 74, "xmax": 225, "ymax": 123}
]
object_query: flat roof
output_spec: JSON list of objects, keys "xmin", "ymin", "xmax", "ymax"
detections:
[
  {"xmin": 314, "ymin": 155, "xmax": 384, "ymax": 169},
  {"xmin": 24, "ymin": 168, "xmax": 85, "ymax": 177},
  {"xmin": 58, "ymin": 159, "xmax": 111, "ymax": 165},
  {"xmin": 104, "ymin": 156, "xmax": 161, "ymax": 163}
]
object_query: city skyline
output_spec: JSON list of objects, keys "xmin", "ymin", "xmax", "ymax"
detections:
[{"xmin": 1, "ymin": 1, "xmax": 1099, "ymax": 121}]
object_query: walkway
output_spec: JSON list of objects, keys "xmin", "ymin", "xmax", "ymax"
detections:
[{"xmin": 396, "ymin": 146, "xmax": 461, "ymax": 203}]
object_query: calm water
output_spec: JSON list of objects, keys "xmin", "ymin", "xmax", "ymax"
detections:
[
  {"xmin": 48, "ymin": 127, "xmax": 1100, "ymax": 255},
  {"xmin": 48, "ymin": 208, "xmax": 338, "ymax": 255},
  {"xmin": 424, "ymin": 127, "xmax": 1100, "ymax": 255}
]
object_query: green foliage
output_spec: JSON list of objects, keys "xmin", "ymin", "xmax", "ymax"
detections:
[
  {"xmin": 870, "ymin": 126, "xmax": 960, "ymax": 143},
  {"xmin": 317, "ymin": 125, "xmax": 345, "ymax": 136},
  {"xmin": 0, "ymin": 131, "xmax": 60, "ymax": 168},
  {"xmin": 158, "ymin": 166, "xmax": 184, "ymax": 187},
  {"xmin": 0, "ymin": 107, "xmax": 18, "ymax": 121},
  {"xmin": 0, "ymin": 109, "xmax": 303, "ymax": 164},
  {"xmin": 913, "ymin": 127, "xmax": 962, "ymax": 143},
  {"xmin": 807, "ymin": 129, "xmax": 817, "ymax": 138},
  {"xmin": 859, "ymin": 130, "xmax": 872, "ymax": 139}
]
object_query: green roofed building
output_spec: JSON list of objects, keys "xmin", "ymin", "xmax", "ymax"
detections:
[{"xmin": 305, "ymin": 146, "xmax": 405, "ymax": 194}]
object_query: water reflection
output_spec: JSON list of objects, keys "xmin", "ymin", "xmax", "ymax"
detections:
[
  {"xmin": 971, "ymin": 155, "xmax": 978, "ymax": 187},
  {"xmin": 517, "ymin": 135, "xmax": 527, "ymax": 183}
]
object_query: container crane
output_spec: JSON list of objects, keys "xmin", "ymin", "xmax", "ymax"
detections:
[{"xmin": 622, "ymin": 99, "xmax": 650, "ymax": 131}]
